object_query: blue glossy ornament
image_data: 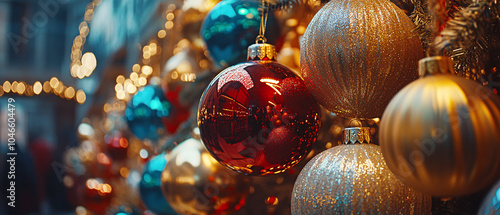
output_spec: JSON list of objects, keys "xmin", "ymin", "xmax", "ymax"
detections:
[
  {"xmin": 479, "ymin": 179, "xmax": 500, "ymax": 215},
  {"xmin": 139, "ymin": 153, "xmax": 177, "ymax": 215},
  {"xmin": 125, "ymin": 86, "xmax": 170, "ymax": 140},
  {"xmin": 200, "ymin": 0, "xmax": 280, "ymax": 68}
]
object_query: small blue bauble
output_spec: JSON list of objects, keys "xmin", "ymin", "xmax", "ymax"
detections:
[
  {"xmin": 139, "ymin": 153, "xmax": 177, "ymax": 215},
  {"xmin": 478, "ymin": 179, "xmax": 500, "ymax": 215},
  {"xmin": 200, "ymin": 0, "xmax": 280, "ymax": 68},
  {"xmin": 125, "ymin": 85, "xmax": 170, "ymax": 140}
]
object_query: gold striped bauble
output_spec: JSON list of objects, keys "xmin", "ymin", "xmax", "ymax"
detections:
[
  {"xmin": 300, "ymin": 0, "xmax": 423, "ymax": 118},
  {"xmin": 380, "ymin": 56, "xmax": 500, "ymax": 197}
]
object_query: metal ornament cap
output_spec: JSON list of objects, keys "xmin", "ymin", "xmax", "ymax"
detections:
[
  {"xmin": 418, "ymin": 56, "xmax": 454, "ymax": 77},
  {"xmin": 342, "ymin": 127, "xmax": 372, "ymax": 145},
  {"xmin": 247, "ymin": 43, "xmax": 277, "ymax": 61}
]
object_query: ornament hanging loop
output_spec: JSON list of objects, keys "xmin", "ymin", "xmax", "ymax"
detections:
[
  {"xmin": 255, "ymin": 35, "xmax": 267, "ymax": 44},
  {"xmin": 257, "ymin": 0, "xmax": 269, "ymax": 44}
]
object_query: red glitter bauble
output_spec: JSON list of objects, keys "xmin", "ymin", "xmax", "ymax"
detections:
[{"xmin": 198, "ymin": 56, "xmax": 320, "ymax": 175}]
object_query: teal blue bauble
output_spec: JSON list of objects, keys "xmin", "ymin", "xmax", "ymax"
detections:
[
  {"xmin": 125, "ymin": 85, "xmax": 170, "ymax": 140},
  {"xmin": 139, "ymin": 153, "xmax": 177, "ymax": 215},
  {"xmin": 200, "ymin": 0, "xmax": 280, "ymax": 68},
  {"xmin": 478, "ymin": 179, "xmax": 500, "ymax": 215}
]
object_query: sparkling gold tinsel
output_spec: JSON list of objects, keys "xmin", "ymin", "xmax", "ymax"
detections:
[
  {"xmin": 300, "ymin": 0, "xmax": 423, "ymax": 118},
  {"xmin": 291, "ymin": 144, "xmax": 431, "ymax": 214}
]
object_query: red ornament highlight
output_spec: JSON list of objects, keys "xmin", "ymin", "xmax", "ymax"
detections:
[{"xmin": 198, "ymin": 59, "xmax": 320, "ymax": 176}]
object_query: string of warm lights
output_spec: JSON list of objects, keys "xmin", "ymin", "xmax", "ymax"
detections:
[
  {"xmin": 70, "ymin": 0, "xmax": 100, "ymax": 79},
  {"xmin": 114, "ymin": 60, "xmax": 155, "ymax": 101},
  {"xmin": 0, "ymin": 2, "xmax": 100, "ymax": 103},
  {"xmin": 113, "ymin": 4, "xmax": 178, "ymax": 102},
  {"xmin": 0, "ymin": 78, "xmax": 87, "ymax": 104}
]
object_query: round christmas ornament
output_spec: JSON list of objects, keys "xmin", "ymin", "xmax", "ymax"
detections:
[
  {"xmin": 139, "ymin": 153, "xmax": 177, "ymax": 215},
  {"xmin": 380, "ymin": 56, "xmax": 500, "ymax": 197},
  {"xmin": 125, "ymin": 85, "xmax": 170, "ymax": 140},
  {"xmin": 300, "ymin": 0, "xmax": 423, "ymax": 118},
  {"xmin": 160, "ymin": 51, "xmax": 197, "ymax": 133},
  {"xmin": 478, "ymin": 179, "xmax": 500, "ymax": 215},
  {"xmin": 161, "ymin": 46, "xmax": 215, "ymax": 133},
  {"xmin": 197, "ymin": 43, "xmax": 320, "ymax": 175},
  {"xmin": 200, "ymin": 0, "xmax": 280, "ymax": 68},
  {"xmin": 291, "ymin": 127, "xmax": 431, "ymax": 214},
  {"xmin": 161, "ymin": 138, "xmax": 249, "ymax": 215},
  {"xmin": 177, "ymin": 0, "xmax": 219, "ymax": 43},
  {"xmin": 104, "ymin": 132, "xmax": 129, "ymax": 161}
]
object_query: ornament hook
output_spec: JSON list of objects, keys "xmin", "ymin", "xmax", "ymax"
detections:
[
  {"xmin": 256, "ymin": 0, "xmax": 269, "ymax": 44},
  {"xmin": 255, "ymin": 35, "xmax": 267, "ymax": 44}
]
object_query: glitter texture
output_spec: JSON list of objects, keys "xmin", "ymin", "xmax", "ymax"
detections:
[
  {"xmin": 291, "ymin": 144, "xmax": 431, "ymax": 215},
  {"xmin": 380, "ymin": 56, "xmax": 500, "ymax": 197},
  {"xmin": 300, "ymin": 0, "xmax": 423, "ymax": 118}
]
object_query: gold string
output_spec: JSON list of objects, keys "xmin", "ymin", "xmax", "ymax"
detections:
[{"xmin": 257, "ymin": 0, "xmax": 268, "ymax": 43}]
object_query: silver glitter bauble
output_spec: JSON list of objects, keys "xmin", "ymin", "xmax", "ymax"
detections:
[
  {"xmin": 291, "ymin": 144, "xmax": 431, "ymax": 214},
  {"xmin": 300, "ymin": 0, "xmax": 423, "ymax": 118},
  {"xmin": 160, "ymin": 138, "xmax": 249, "ymax": 215}
]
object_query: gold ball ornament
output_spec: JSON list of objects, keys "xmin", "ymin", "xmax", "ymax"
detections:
[
  {"xmin": 161, "ymin": 45, "xmax": 214, "ymax": 108},
  {"xmin": 177, "ymin": 0, "xmax": 220, "ymax": 43},
  {"xmin": 380, "ymin": 56, "xmax": 500, "ymax": 197},
  {"xmin": 300, "ymin": 0, "xmax": 423, "ymax": 118},
  {"xmin": 291, "ymin": 128, "xmax": 431, "ymax": 214},
  {"xmin": 160, "ymin": 138, "xmax": 249, "ymax": 215}
]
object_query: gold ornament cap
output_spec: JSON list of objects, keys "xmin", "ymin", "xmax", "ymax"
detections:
[
  {"xmin": 247, "ymin": 43, "xmax": 277, "ymax": 61},
  {"xmin": 418, "ymin": 56, "xmax": 454, "ymax": 77},
  {"xmin": 342, "ymin": 127, "xmax": 372, "ymax": 145}
]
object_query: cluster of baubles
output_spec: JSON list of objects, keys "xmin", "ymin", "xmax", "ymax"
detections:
[
  {"xmin": 294, "ymin": 0, "xmax": 500, "ymax": 210},
  {"xmin": 292, "ymin": 128, "xmax": 432, "ymax": 214},
  {"xmin": 128, "ymin": 0, "xmax": 500, "ymax": 213},
  {"xmin": 289, "ymin": 0, "xmax": 436, "ymax": 213},
  {"xmin": 300, "ymin": 0, "xmax": 423, "ymax": 119}
]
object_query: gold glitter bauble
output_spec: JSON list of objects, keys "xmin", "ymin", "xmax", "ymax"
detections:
[
  {"xmin": 300, "ymin": 0, "xmax": 423, "ymax": 118},
  {"xmin": 291, "ymin": 144, "xmax": 431, "ymax": 214},
  {"xmin": 380, "ymin": 56, "xmax": 500, "ymax": 197},
  {"xmin": 160, "ymin": 138, "xmax": 249, "ymax": 215}
]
